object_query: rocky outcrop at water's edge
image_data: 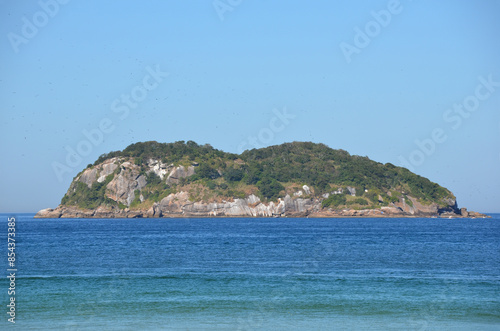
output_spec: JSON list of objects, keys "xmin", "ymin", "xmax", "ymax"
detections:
[{"xmin": 35, "ymin": 191, "xmax": 489, "ymax": 219}]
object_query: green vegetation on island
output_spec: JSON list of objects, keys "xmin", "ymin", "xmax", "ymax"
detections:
[{"xmin": 62, "ymin": 140, "xmax": 455, "ymax": 211}]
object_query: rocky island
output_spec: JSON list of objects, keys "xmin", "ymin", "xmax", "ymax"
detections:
[{"xmin": 36, "ymin": 141, "xmax": 488, "ymax": 219}]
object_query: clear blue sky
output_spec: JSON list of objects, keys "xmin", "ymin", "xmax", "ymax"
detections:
[{"xmin": 1, "ymin": 0, "xmax": 499, "ymax": 213}]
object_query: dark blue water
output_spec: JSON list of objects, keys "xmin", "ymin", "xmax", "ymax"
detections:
[{"xmin": 1, "ymin": 214, "xmax": 499, "ymax": 330}]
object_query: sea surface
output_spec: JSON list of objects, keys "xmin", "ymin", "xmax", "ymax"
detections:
[{"xmin": 1, "ymin": 214, "xmax": 499, "ymax": 330}]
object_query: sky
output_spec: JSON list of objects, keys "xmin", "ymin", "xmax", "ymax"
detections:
[{"xmin": 1, "ymin": 0, "xmax": 499, "ymax": 213}]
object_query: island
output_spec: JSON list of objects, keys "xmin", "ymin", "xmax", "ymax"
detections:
[{"xmin": 36, "ymin": 141, "xmax": 488, "ymax": 218}]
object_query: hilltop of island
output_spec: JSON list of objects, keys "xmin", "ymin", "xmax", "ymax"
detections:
[{"xmin": 36, "ymin": 141, "xmax": 487, "ymax": 218}]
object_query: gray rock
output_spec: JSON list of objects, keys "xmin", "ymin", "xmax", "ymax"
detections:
[
  {"xmin": 148, "ymin": 159, "xmax": 169, "ymax": 179},
  {"xmin": 137, "ymin": 175, "xmax": 147, "ymax": 190},
  {"xmin": 146, "ymin": 203, "xmax": 162, "ymax": 218},
  {"xmin": 166, "ymin": 166, "xmax": 194, "ymax": 184},
  {"xmin": 101, "ymin": 162, "xmax": 118, "ymax": 177},
  {"xmin": 246, "ymin": 194, "xmax": 260, "ymax": 204},
  {"xmin": 34, "ymin": 208, "xmax": 62, "ymax": 218},
  {"xmin": 79, "ymin": 168, "xmax": 97, "ymax": 187},
  {"xmin": 105, "ymin": 163, "xmax": 147, "ymax": 206},
  {"xmin": 302, "ymin": 185, "xmax": 311, "ymax": 195}
]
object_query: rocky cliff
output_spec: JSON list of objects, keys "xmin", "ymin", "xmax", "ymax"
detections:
[{"xmin": 35, "ymin": 141, "xmax": 489, "ymax": 219}]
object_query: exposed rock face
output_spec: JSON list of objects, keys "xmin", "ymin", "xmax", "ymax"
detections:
[
  {"xmin": 147, "ymin": 159, "xmax": 169, "ymax": 179},
  {"xmin": 332, "ymin": 188, "xmax": 343, "ymax": 195},
  {"xmin": 156, "ymin": 193, "xmax": 291, "ymax": 217},
  {"xmin": 34, "ymin": 190, "xmax": 490, "ymax": 219},
  {"xmin": 97, "ymin": 163, "xmax": 118, "ymax": 183},
  {"xmin": 107, "ymin": 172, "xmax": 147, "ymax": 206},
  {"xmin": 79, "ymin": 168, "xmax": 97, "ymax": 187},
  {"xmin": 166, "ymin": 165, "xmax": 195, "ymax": 184},
  {"xmin": 146, "ymin": 203, "xmax": 162, "ymax": 218},
  {"xmin": 283, "ymin": 194, "xmax": 315, "ymax": 214},
  {"xmin": 302, "ymin": 185, "xmax": 311, "ymax": 195},
  {"xmin": 36, "ymin": 208, "xmax": 63, "ymax": 218},
  {"xmin": 36, "ymin": 193, "xmax": 317, "ymax": 218},
  {"xmin": 63, "ymin": 158, "xmax": 198, "ymax": 210},
  {"xmin": 75, "ymin": 158, "xmax": 120, "ymax": 188},
  {"xmin": 82, "ymin": 159, "xmax": 148, "ymax": 206},
  {"xmin": 321, "ymin": 206, "xmax": 404, "ymax": 217}
]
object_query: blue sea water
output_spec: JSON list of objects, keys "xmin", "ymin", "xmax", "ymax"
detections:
[{"xmin": 1, "ymin": 214, "xmax": 499, "ymax": 330}]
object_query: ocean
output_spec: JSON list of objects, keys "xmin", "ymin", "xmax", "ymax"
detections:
[{"xmin": 1, "ymin": 214, "xmax": 499, "ymax": 330}]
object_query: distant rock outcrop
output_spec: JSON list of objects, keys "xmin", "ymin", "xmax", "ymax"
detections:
[
  {"xmin": 166, "ymin": 165, "xmax": 195, "ymax": 184},
  {"xmin": 35, "ymin": 141, "xmax": 490, "ymax": 219},
  {"xmin": 35, "ymin": 188, "xmax": 485, "ymax": 219}
]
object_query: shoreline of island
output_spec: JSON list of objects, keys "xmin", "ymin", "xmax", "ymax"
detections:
[{"xmin": 35, "ymin": 198, "xmax": 490, "ymax": 219}]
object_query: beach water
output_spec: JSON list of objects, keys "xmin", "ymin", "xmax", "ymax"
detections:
[{"xmin": 1, "ymin": 214, "xmax": 499, "ymax": 330}]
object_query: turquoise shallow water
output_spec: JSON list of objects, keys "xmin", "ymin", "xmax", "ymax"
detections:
[{"xmin": 1, "ymin": 214, "xmax": 499, "ymax": 330}]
